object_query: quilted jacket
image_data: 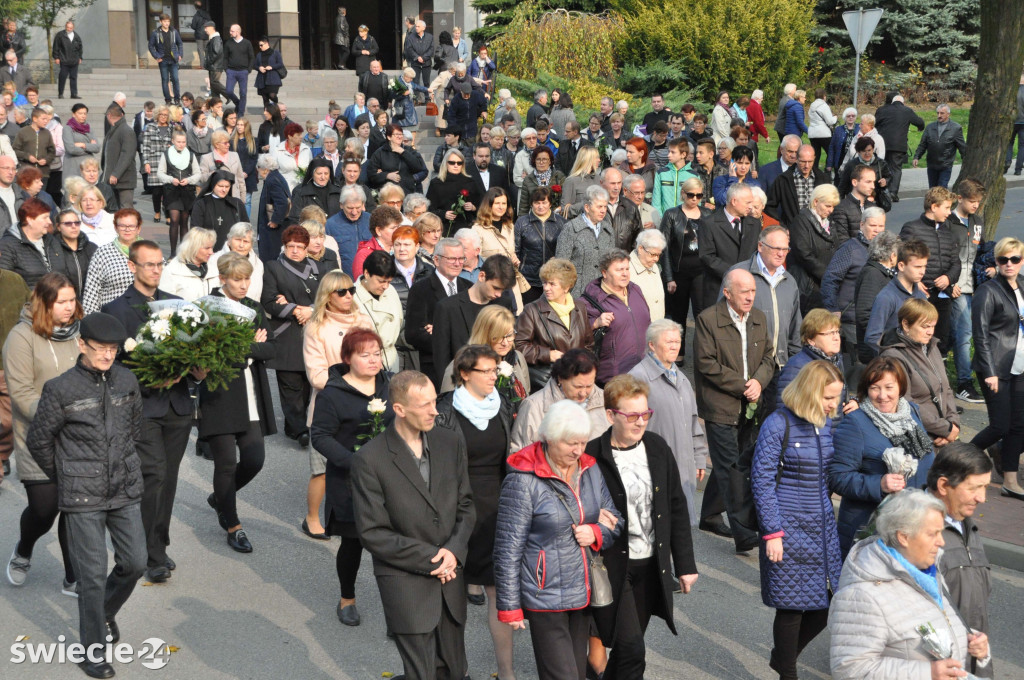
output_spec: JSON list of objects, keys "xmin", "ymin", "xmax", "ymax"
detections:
[
  {"xmin": 25, "ymin": 357, "xmax": 144, "ymax": 513},
  {"xmin": 898, "ymin": 215, "xmax": 961, "ymax": 292},
  {"xmin": 821, "ymin": 234, "xmax": 868, "ymax": 323},
  {"xmin": 752, "ymin": 408, "xmax": 842, "ymax": 610},
  {"xmin": 495, "ymin": 441, "xmax": 621, "ymax": 623},
  {"xmin": 828, "ymin": 406, "xmax": 934, "ymax": 557}
]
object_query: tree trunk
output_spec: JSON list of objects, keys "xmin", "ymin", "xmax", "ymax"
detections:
[{"xmin": 957, "ymin": 0, "xmax": 1024, "ymax": 240}]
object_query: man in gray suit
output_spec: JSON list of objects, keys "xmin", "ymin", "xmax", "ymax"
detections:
[
  {"xmin": 0, "ymin": 49, "xmax": 35, "ymax": 93},
  {"xmin": 101, "ymin": 104, "xmax": 137, "ymax": 209},
  {"xmin": 352, "ymin": 370, "xmax": 475, "ymax": 680}
]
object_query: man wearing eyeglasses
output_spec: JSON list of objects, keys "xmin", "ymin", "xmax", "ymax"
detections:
[
  {"xmin": 0, "ymin": 48, "xmax": 35, "ymax": 94},
  {"xmin": 26, "ymin": 312, "xmax": 146, "ymax": 680}
]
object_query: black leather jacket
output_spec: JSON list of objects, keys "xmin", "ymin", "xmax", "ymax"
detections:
[
  {"xmin": 659, "ymin": 204, "xmax": 710, "ymax": 281},
  {"xmin": 514, "ymin": 211, "xmax": 566, "ymax": 286},
  {"xmin": 972, "ymin": 274, "xmax": 1024, "ymax": 380}
]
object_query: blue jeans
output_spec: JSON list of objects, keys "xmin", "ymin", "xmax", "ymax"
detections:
[
  {"xmin": 158, "ymin": 60, "xmax": 180, "ymax": 102},
  {"xmin": 1007, "ymin": 123, "xmax": 1024, "ymax": 173},
  {"xmin": 950, "ymin": 293, "xmax": 972, "ymax": 385},
  {"xmin": 927, "ymin": 166, "xmax": 952, "ymax": 188},
  {"xmin": 225, "ymin": 68, "xmax": 247, "ymax": 112}
]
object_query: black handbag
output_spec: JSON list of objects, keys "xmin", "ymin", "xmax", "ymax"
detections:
[
  {"xmin": 392, "ymin": 101, "xmax": 406, "ymax": 120},
  {"xmin": 580, "ymin": 292, "xmax": 609, "ymax": 357}
]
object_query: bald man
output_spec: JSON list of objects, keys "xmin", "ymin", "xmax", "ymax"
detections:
[
  {"xmin": 694, "ymin": 268, "xmax": 776, "ymax": 552},
  {"xmin": 223, "ymin": 23, "xmax": 254, "ymax": 113}
]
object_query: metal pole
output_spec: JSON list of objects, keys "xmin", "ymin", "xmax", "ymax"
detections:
[{"xmin": 853, "ymin": 51, "xmax": 861, "ymax": 107}]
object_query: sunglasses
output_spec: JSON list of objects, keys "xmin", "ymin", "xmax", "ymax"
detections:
[
  {"xmin": 60, "ymin": 220, "xmax": 82, "ymax": 226},
  {"xmin": 447, "ymin": 160, "xmax": 464, "ymax": 166},
  {"xmin": 609, "ymin": 408, "xmax": 654, "ymax": 423},
  {"xmin": 334, "ymin": 286, "xmax": 357, "ymax": 297},
  {"xmin": 996, "ymin": 255, "xmax": 1022, "ymax": 265},
  {"xmin": 685, "ymin": 192, "xmax": 703, "ymax": 199}
]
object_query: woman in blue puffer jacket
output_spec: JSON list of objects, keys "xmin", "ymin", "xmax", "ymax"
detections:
[
  {"xmin": 495, "ymin": 399, "xmax": 621, "ymax": 680},
  {"xmin": 752, "ymin": 360, "xmax": 844, "ymax": 680},
  {"xmin": 783, "ymin": 90, "xmax": 808, "ymax": 138}
]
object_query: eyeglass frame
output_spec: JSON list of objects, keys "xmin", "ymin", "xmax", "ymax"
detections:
[{"xmin": 609, "ymin": 408, "xmax": 654, "ymax": 423}]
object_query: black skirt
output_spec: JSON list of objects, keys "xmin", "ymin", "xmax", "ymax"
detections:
[
  {"xmin": 163, "ymin": 183, "xmax": 197, "ymax": 211},
  {"xmin": 327, "ymin": 515, "xmax": 359, "ymax": 539},
  {"xmin": 456, "ymin": 411, "xmax": 508, "ymax": 586}
]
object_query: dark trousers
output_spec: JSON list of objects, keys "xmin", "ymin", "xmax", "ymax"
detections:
[
  {"xmin": 1007, "ymin": 123, "xmax": 1024, "ymax": 173},
  {"xmin": 810, "ymin": 138, "xmax": 829, "ymax": 169},
  {"xmin": 700, "ymin": 420, "xmax": 760, "ymax": 548},
  {"xmin": 58, "ymin": 62, "xmax": 78, "ymax": 97},
  {"xmin": 668, "ymin": 257, "xmax": 704, "ymax": 357},
  {"xmin": 65, "ymin": 504, "xmax": 146, "ymax": 650},
  {"xmin": 393, "ymin": 598, "xmax": 468, "ymax": 680},
  {"xmin": 335, "ymin": 536, "xmax": 363, "ymax": 599},
  {"xmin": 886, "ymin": 151, "xmax": 907, "ymax": 198},
  {"xmin": 927, "ymin": 165, "xmax": 952, "ymax": 188},
  {"xmin": 411, "ymin": 62, "xmax": 431, "ymax": 90},
  {"xmin": 208, "ymin": 422, "xmax": 265, "ymax": 528},
  {"xmin": 603, "ymin": 558, "xmax": 658, "ymax": 680},
  {"xmin": 972, "ymin": 373, "xmax": 1024, "ymax": 472},
  {"xmin": 136, "ymin": 411, "xmax": 192, "ymax": 569},
  {"xmin": 208, "ymin": 69, "xmax": 230, "ymax": 103},
  {"xmin": 275, "ymin": 369, "xmax": 311, "ymax": 438},
  {"xmin": 18, "ymin": 482, "xmax": 75, "ymax": 583},
  {"xmin": 928, "ymin": 291, "xmax": 953, "ymax": 355},
  {"xmin": 158, "ymin": 60, "xmax": 181, "ymax": 103},
  {"xmin": 771, "ymin": 607, "xmax": 829, "ymax": 680},
  {"xmin": 46, "ymin": 170, "xmax": 63, "ymax": 207},
  {"xmin": 114, "ymin": 186, "xmax": 134, "ymax": 210},
  {"xmin": 225, "ymin": 68, "xmax": 248, "ymax": 112},
  {"xmin": 840, "ymin": 321, "xmax": 859, "ymax": 383},
  {"xmin": 335, "ymin": 43, "xmax": 350, "ymax": 69},
  {"xmin": 525, "ymin": 608, "xmax": 591, "ymax": 680}
]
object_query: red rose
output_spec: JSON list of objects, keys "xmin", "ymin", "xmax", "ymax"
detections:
[
  {"xmin": 818, "ymin": 46, "xmax": 825, "ymax": 53},
  {"xmin": 551, "ymin": 184, "xmax": 562, "ymax": 193},
  {"xmin": 460, "ymin": 189, "xmax": 470, "ymax": 197}
]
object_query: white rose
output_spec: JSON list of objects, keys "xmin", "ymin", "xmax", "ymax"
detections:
[
  {"xmin": 367, "ymin": 398, "xmax": 387, "ymax": 415},
  {"xmin": 497, "ymin": 362, "xmax": 514, "ymax": 378},
  {"xmin": 123, "ymin": 338, "xmax": 138, "ymax": 352},
  {"xmin": 157, "ymin": 308, "xmax": 174, "ymax": 320}
]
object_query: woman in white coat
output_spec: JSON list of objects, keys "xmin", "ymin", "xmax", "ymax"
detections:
[
  {"xmin": 352, "ymin": 250, "xmax": 404, "ymax": 374},
  {"xmin": 159, "ymin": 227, "xmax": 218, "ymax": 301},
  {"xmin": 807, "ymin": 88, "xmax": 838, "ymax": 171},
  {"xmin": 209, "ymin": 222, "xmax": 264, "ymax": 303}
]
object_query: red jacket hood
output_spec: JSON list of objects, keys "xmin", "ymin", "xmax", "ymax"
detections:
[{"xmin": 506, "ymin": 441, "xmax": 597, "ymax": 479}]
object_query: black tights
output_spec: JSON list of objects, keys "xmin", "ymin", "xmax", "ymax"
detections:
[
  {"xmin": 168, "ymin": 209, "xmax": 190, "ymax": 256},
  {"xmin": 150, "ymin": 185, "xmax": 163, "ymax": 216},
  {"xmin": 208, "ymin": 423, "xmax": 265, "ymax": 528},
  {"xmin": 18, "ymin": 482, "xmax": 75, "ymax": 583},
  {"xmin": 261, "ymin": 91, "xmax": 279, "ymax": 108},
  {"xmin": 335, "ymin": 536, "xmax": 363, "ymax": 599},
  {"xmin": 771, "ymin": 608, "xmax": 829, "ymax": 680}
]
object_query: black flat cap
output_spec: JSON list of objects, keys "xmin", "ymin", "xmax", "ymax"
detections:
[
  {"xmin": 203, "ymin": 20, "xmax": 215, "ymax": 29},
  {"xmin": 80, "ymin": 313, "xmax": 127, "ymax": 345}
]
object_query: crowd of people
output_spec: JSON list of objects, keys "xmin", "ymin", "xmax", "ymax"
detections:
[{"xmin": 0, "ymin": 17, "xmax": 1019, "ymax": 680}]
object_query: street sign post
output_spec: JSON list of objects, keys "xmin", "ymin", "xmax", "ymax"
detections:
[{"xmin": 843, "ymin": 8, "xmax": 884, "ymax": 106}]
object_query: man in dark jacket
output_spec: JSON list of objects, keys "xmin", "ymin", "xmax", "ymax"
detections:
[
  {"xmin": 102, "ymin": 241, "xmax": 198, "ymax": 585},
  {"xmin": 334, "ymin": 7, "xmax": 350, "ymax": 69},
  {"xmin": 203, "ymin": 22, "xmax": 231, "ymax": 104},
  {"xmin": 913, "ymin": 104, "xmax": 967, "ymax": 188},
  {"xmin": 101, "ymin": 105, "xmax": 137, "ymax": 209},
  {"xmin": 865, "ymin": 238, "xmax": 930, "ymax": 357},
  {"xmin": 190, "ymin": 1, "xmax": 212, "ymax": 61},
  {"xmin": 698, "ymin": 182, "xmax": 760, "ymax": 305},
  {"xmin": 148, "ymin": 14, "xmax": 184, "ymax": 105},
  {"xmin": 556, "ymin": 121, "xmax": 592, "ymax": 175},
  {"xmin": 927, "ymin": 442, "xmax": 994, "ymax": 678},
  {"xmin": 899, "ymin": 187, "xmax": 960, "ymax": 354},
  {"xmin": 224, "ymin": 24, "xmax": 254, "ymax": 113},
  {"xmin": 765, "ymin": 144, "xmax": 830, "ymax": 227},
  {"xmin": 466, "ymin": 143, "xmax": 509, "ymax": 195},
  {"xmin": 352, "ymin": 369, "xmax": 474, "ymax": 680},
  {"xmin": 527, "ymin": 90, "xmax": 548, "ymax": 129},
  {"xmin": 446, "ymin": 82, "xmax": 487, "ymax": 142},
  {"xmin": 830, "ymin": 164, "xmax": 877, "ymax": 244},
  {"xmin": 26, "ymin": 312, "xmax": 146, "ymax": 680},
  {"xmin": 51, "ymin": 20, "xmax": 83, "ymax": 99},
  {"xmin": 0, "ymin": 19, "xmax": 26, "ymax": 61},
  {"xmin": 358, "ymin": 60, "xmax": 391, "ymax": 110},
  {"xmin": 874, "ymin": 92, "xmax": 924, "ymax": 202},
  {"xmin": 403, "ymin": 19, "xmax": 433, "ymax": 92}
]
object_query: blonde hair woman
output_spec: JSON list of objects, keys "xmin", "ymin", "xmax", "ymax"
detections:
[
  {"xmin": 440, "ymin": 305, "xmax": 530, "ymax": 398},
  {"xmin": 301, "ymin": 269, "xmax": 371, "ymax": 538},
  {"xmin": 199, "ymin": 129, "xmax": 247, "ymax": 202},
  {"xmin": 426, "ymin": 148, "xmax": 481, "ymax": 236},
  {"xmin": 561, "ymin": 146, "xmax": 602, "ymax": 208},
  {"xmin": 159, "ymin": 227, "xmax": 218, "ymax": 301}
]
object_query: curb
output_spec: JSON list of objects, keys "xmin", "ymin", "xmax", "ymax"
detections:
[{"xmin": 982, "ymin": 537, "xmax": 1024, "ymax": 573}]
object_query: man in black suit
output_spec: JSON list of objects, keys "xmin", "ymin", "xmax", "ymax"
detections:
[
  {"xmin": 0, "ymin": 48, "xmax": 34, "ymax": 93},
  {"xmin": 875, "ymin": 92, "xmax": 924, "ymax": 201},
  {"xmin": 557, "ymin": 120, "xmax": 592, "ymax": 175},
  {"xmin": 431, "ymin": 254, "xmax": 516, "ymax": 385},
  {"xmin": 405, "ymin": 238, "xmax": 471, "ymax": 387},
  {"xmin": 697, "ymin": 183, "xmax": 760, "ymax": 305},
  {"xmin": 758, "ymin": 134, "xmax": 800, "ymax": 194},
  {"xmin": 466, "ymin": 143, "xmax": 510, "ymax": 196},
  {"xmin": 102, "ymin": 240, "xmax": 197, "ymax": 584},
  {"xmin": 352, "ymin": 370, "xmax": 474, "ymax": 680},
  {"xmin": 765, "ymin": 144, "xmax": 831, "ymax": 227}
]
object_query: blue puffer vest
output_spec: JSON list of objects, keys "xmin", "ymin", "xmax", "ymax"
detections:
[
  {"xmin": 494, "ymin": 441, "xmax": 621, "ymax": 623},
  {"xmin": 752, "ymin": 408, "xmax": 843, "ymax": 610}
]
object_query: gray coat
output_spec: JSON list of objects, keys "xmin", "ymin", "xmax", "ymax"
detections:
[
  {"xmin": 726, "ymin": 254, "xmax": 802, "ymax": 366},
  {"xmin": 554, "ymin": 214, "xmax": 616, "ymax": 298},
  {"xmin": 629, "ymin": 353, "xmax": 708, "ymax": 524},
  {"xmin": 829, "ymin": 537, "xmax": 974, "ymax": 680},
  {"xmin": 62, "ymin": 124, "xmax": 100, "ymax": 180},
  {"xmin": 101, "ymin": 117, "xmax": 138, "ymax": 189},
  {"xmin": 938, "ymin": 516, "xmax": 992, "ymax": 677},
  {"xmin": 913, "ymin": 120, "xmax": 967, "ymax": 169}
]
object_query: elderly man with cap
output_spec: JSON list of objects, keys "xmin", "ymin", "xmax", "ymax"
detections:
[
  {"xmin": 446, "ymin": 81, "xmax": 487, "ymax": 143},
  {"xmin": 26, "ymin": 312, "xmax": 146, "ymax": 680}
]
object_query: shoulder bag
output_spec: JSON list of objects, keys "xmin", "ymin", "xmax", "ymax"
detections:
[
  {"xmin": 580, "ymin": 291, "xmax": 609, "ymax": 357},
  {"xmin": 546, "ymin": 480, "xmax": 613, "ymax": 608}
]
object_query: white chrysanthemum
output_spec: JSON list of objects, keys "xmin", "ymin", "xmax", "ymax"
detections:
[{"xmin": 497, "ymin": 362, "xmax": 514, "ymax": 378}]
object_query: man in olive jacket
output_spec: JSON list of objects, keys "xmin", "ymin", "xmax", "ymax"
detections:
[
  {"xmin": 26, "ymin": 313, "xmax": 146, "ymax": 679},
  {"xmin": 694, "ymin": 269, "xmax": 775, "ymax": 552}
]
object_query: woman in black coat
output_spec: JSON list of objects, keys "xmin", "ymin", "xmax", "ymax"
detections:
[
  {"xmin": 191, "ymin": 170, "xmax": 249, "ymax": 250},
  {"xmin": 426, "ymin": 147, "xmax": 481, "ymax": 237},
  {"xmin": 366, "ymin": 123, "xmax": 428, "ymax": 196},
  {"xmin": 286, "ymin": 157, "xmax": 341, "ymax": 226},
  {"xmin": 261, "ymin": 224, "xmax": 322, "ymax": 444},
  {"xmin": 587, "ymin": 375, "xmax": 698, "ymax": 680},
  {"xmin": 837, "ymin": 136, "xmax": 893, "ymax": 207},
  {"xmin": 256, "ymin": 156, "xmax": 292, "ymax": 262},
  {"xmin": 253, "ymin": 38, "xmax": 284, "ymax": 108},
  {"xmin": 854, "ymin": 232, "xmax": 899, "ymax": 365},
  {"xmin": 45, "ymin": 208, "xmax": 97, "ymax": 296},
  {"xmin": 310, "ymin": 328, "xmax": 394, "ymax": 626},
  {"xmin": 350, "ymin": 26, "xmax": 379, "ymax": 76},
  {"xmin": 198, "ymin": 253, "xmax": 277, "ymax": 554},
  {"xmin": 788, "ymin": 185, "xmax": 840, "ymax": 314}
]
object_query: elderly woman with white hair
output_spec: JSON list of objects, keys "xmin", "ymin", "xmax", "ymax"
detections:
[
  {"xmin": 495, "ymin": 399, "xmax": 622, "ymax": 680},
  {"xmin": 256, "ymin": 153, "xmax": 292, "ymax": 261},
  {"xmin": 827, "ymin": 107, "xmax": 860, "ymax": 183},
  {"xmin": 843, "ymin": 114, "xmax": 886, "ymax": 170},
  {"xmin": 829, "ymin": 488, "xmax": 991, "ymax": 679},
  {"xmin": 210, "ymin": 222, "xmax": 264, "ymax": 302},
  {"xmin": 159, "ymin": 227, "xmax": 218, "ymax": 301},
  {"xmin": 629, "ymin": 228, "xmax": 667, "ymax": 320}
]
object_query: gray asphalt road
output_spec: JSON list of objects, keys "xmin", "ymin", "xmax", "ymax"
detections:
[
  {"xmin": 2, "ymin": 420, "xmax": 1023, "ymax": 679},
  {"xmin": 887, "ymin": 185, "xmax": 1024, "ymax": 239}
]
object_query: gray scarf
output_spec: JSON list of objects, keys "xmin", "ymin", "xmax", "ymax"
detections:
[{"xmin": 859, "ymin": 396, "xmax": 932, "ymax": 460}]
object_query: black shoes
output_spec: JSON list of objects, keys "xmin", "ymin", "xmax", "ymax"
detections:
[
  {"xmin": 698, "ymin": 520, "xmax": 733, "ymax": 538},
  {"xmin": 80, "ymin": 660, "xmax": 115, "ymax": 678},
  {"xmin": 165, "ymin": 556, "xmax": 176, "ymax": 571},
  {"xmin": 106, "ymin": 619, "xmax": 120, "ymax": 644},
  {"xmin": 208, "ymin": 493, "xmax": 228, "ymax": 530},
  {"xmin": 1001, "ymin": 486, "xmax": 1024, "ymax": 501},
  {"xmin": 467, "ymin": 591, "xmax": 486, "ymax": 606},
  {"xmin": 956, "ymin": 383, "xmax": 984, "ymax": 403},
  {"xmin": 144, "ymin": 565, "xmax": 170, "ymax": 583},
  {"xmin": 301, "ymin": 519, "xmax": 329, "ymax": 540},
  {"xmin": 735, "ymin": 537, "xmax": 760, "ymax": 554},
  {"xmin": 297, "ymin": 432, "xmax": 310, "ymax": 448},
  {"xmin": 227, "ymin": 529, "xmax": 252, "ymax": 553},
  {"xmin": 337, "ymin": 602, "xmax": 361, "ymax": 626}
]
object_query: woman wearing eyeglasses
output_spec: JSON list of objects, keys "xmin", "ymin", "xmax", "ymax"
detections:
[
  {"xmin": 426, "ymin": 147, "xmax": 480, "ymax": 237},
  {"xmin": 970, "ymin": 236, "xmax": 1024, "ymax": 499},
  {"xmin": 439, "ymin": 305, "xmax": 528, "ymax": 401},
  {"xmin": 435, "ymin": 344, "xmax": 517, "ymax": 680},
  {"xmin": 777, "ymin": 310, "xmax": 856, "ymax": 422},
  {"xmin": 80, "ymin": 208, "xmax": 143, "ymax": 314},
  {"xmin": 660, "ymin": 178, "xmax": 710, "ymax": 359},
  {"xmin": 300, "ymin": 268, "xmax": 370, "ymax": 538},
  {"xmin": 587, "ymin": 374, "xmax": 697, "ymax": 680}
]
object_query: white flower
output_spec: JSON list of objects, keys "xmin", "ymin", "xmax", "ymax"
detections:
[
  {"xmin": 367, "ymin": 398, "xmax": 387, "ymax": 415},
  {"xmin": 123, "ymin": 338, "xmax": 138, "ymax": 352},
  {"xmin": 150, "ymin": 319, "xmax": 171, "ymax": 341},
  {"xmin": 157, "ymin": 308, "xmax": 175, "ymax": 320},
  {"xmin": 497, "ymin": 362, "xmax": 514, "ymax": 378}
]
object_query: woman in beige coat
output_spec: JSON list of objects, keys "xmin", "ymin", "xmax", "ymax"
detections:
[
  {"xmin": 2, "ymin": 273, "xmax": 82, "ymax": 593},
  {"xmin": 473, "ymin": 187, "xmax": 528, "ymax": 313},
  {"xmin": 199, "ymin": 130, "xmax": 248, "ymax": 203},
  {"xmin": 428, "ymin": 63, "xmax": 456, "ymax": 135}
]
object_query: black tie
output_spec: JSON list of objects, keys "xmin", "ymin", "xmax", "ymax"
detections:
[{"xmin": 732, "ymin": 218, "xmax": 741, "ymax": 236}]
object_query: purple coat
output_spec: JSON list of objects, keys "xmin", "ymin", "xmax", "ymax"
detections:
[
  {"xmin": 580, "ymin": 279, "xmax": 651, "ymax": 385},
  {"xmin": 752, "ymin": 407, "xmax": 842, "ymax": 610}
]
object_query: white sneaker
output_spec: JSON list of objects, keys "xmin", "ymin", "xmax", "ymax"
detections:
[
  {"xmin": 61, "ymin": 578, "xmax": 79, "ymax": 598},
  {"xmin": 6, "ymin": 546, "xmax": 30, "ymax": 586}
]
